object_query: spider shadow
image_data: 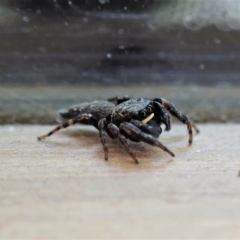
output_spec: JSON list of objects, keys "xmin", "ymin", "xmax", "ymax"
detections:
[
  {"xmin": 63, "ymin": 126, "xmax": 99, "ymax": 138},
  {"xmin": 105, "ymin": 140, "xmax": 176, "ymax": 171},
  {"xmin": 43, "ymin": 126, "xmax": 192, "ymax": 170}
]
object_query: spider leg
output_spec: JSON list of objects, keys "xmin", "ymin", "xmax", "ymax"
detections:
[
  {"xmin": 107, "ymin": 123, "xmax": 139, "ymax": 164},
  {"xmin": 154, "ymin": 101, "xmax": 171, "ymax": 131},
  {"xmin": 190, "ymin": 120, "xmax": 200, "ymax": 134},
  {"xmin": 155, "ymin": 98, "xmax": 199, "ymax": 144},
  {"xmin": 98, "ymin": 118, "xmax": 116, "ymax": 161},
  {"xmin": 108, "ymin": 95, "xmax": 130, "ymax": 105},
  {"xmin": 37, "ymin": 113, "xmax": 95, "ymax": 140},
  {"xmin": 130, "ymin": 119, "xmax": 162, "ymax": 139},
  {"xmin": 119, "ymin": 122, "xmax": 175, "ymax": 158}
]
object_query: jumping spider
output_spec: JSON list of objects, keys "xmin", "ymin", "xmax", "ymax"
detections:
[{"xmin": 38, "ymin": 96, "xmax": 199, "ymax": 164}]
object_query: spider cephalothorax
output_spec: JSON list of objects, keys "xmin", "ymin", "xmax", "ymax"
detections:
[
  {"xmin": 111, "ymin": 98, "xmax": 171, "ymax": 130},
  {"xmin": 38, "ymin": 96, "xmax": 199, "ymax": 164}
]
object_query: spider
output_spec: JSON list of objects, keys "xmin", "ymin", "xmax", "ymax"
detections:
[{"xmin": 38, "ymin": 96, "xmax": 199, "ymax": 164}]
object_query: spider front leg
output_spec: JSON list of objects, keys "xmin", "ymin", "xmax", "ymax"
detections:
[
  {"xmin": 130, "ymin": 119, "xmax": 162, "ymax": 139},
  {"xmin": 155, "ymin": 98, "xmax": 199, "ymax": 144},
  {"xmin": 37, "ymin": 113, "xmax": 96, "ymax": 140},
  {"xmin": 107, "ymin": 123, "xmax": 139, "ymax": 164},
  {"xmin": 119, "ymin": 122, "xmax": 175, "ymax": 158}
]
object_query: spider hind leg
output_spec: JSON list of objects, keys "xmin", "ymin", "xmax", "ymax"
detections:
[{"xmin": 37, "ymin": 114, "xmax": 95, "ymax": 140}]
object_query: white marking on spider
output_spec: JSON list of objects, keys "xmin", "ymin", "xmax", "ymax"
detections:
[{"xmin": 142, "ymin": 113, "xmax": 155, "ymax": 123}]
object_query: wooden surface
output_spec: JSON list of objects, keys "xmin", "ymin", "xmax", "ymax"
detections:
[{"xmin": 1, "ymin": 124, "xmax": 240, "ymax": 239}]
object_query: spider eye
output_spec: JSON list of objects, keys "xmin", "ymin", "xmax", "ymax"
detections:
[
  {"xmin": 139, "ymin": 111, "xmax": 146, "ymax": 118},
  {"xmin": 146, "ymin": 106, "xmax": 153, "ymax": 113}
]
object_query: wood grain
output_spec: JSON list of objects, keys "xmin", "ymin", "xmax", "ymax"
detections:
[{"xmin": 0, "ymin": 124, "xmax": 240, "ymax": 239}]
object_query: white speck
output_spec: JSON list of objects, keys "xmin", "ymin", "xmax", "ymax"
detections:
[
  {"xmin": 23, "ymin": 16, "xmax": 29, "ymax": 22},
  {"xmin": 214, "ymin": 38, "xmax": 221, "ymax": 44},
  {"xmin": 196, "ymin": 149, "xmax": 201, "ymax": 153},
  {"xmin": 8, "ymin": 126, "xmax": 15, "ymax": 132},
  {"xmin": 199, "ymin": 64, "xmax": 205, "ymax": 70},
  {"xmin": 98, "ymin": 0, "xmax": 107, "ymax": 4},
  {"xmin": 83, "ymin": 17, "xmax": 89, "ymax": 23},
  {"xmin": 187, "ymin": 174, "xmax": 191, "ymax": 178},
  {"xmin": 39, "ymin": 47, "xmax": 46, "ymax": 53},
  {"xmin": 124, "ymin": 6, "xmax": 127, "ymax": 10},
  {"xmin": 118, "ymin": 29, "xmax": 124, "ymax": 34},
  {"xmin": 68, "ymin": 1, "xmax": 73, "ymax": 5},
  {"xmin": 82, "ymin": 72, "xmax": 88, "ymax": 77},
  {"xmin": 106, "ymin": 53, "xmax": 112, "ymax": 58}
]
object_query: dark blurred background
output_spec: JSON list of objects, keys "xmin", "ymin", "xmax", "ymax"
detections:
[
  {"xmin": 2, "ymin": 0, "xmax": 240, "ymax": 86},
  {"xmin": 0, "ymin": 0, "xmax": 240, "ymax": 123}
]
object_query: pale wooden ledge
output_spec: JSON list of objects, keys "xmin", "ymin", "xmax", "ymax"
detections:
[
  {"xmin": 1, "ymin": 86, "xmax": 240, "ymax": 124},
  {"xmin": 1, "ymin": 124, "xmax": 240, "ymax": 239}
]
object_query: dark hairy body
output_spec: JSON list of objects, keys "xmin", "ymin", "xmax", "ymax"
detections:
[{"xmin": 38, "ymin": 96, "xmax": 199, "ymax": 164}]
